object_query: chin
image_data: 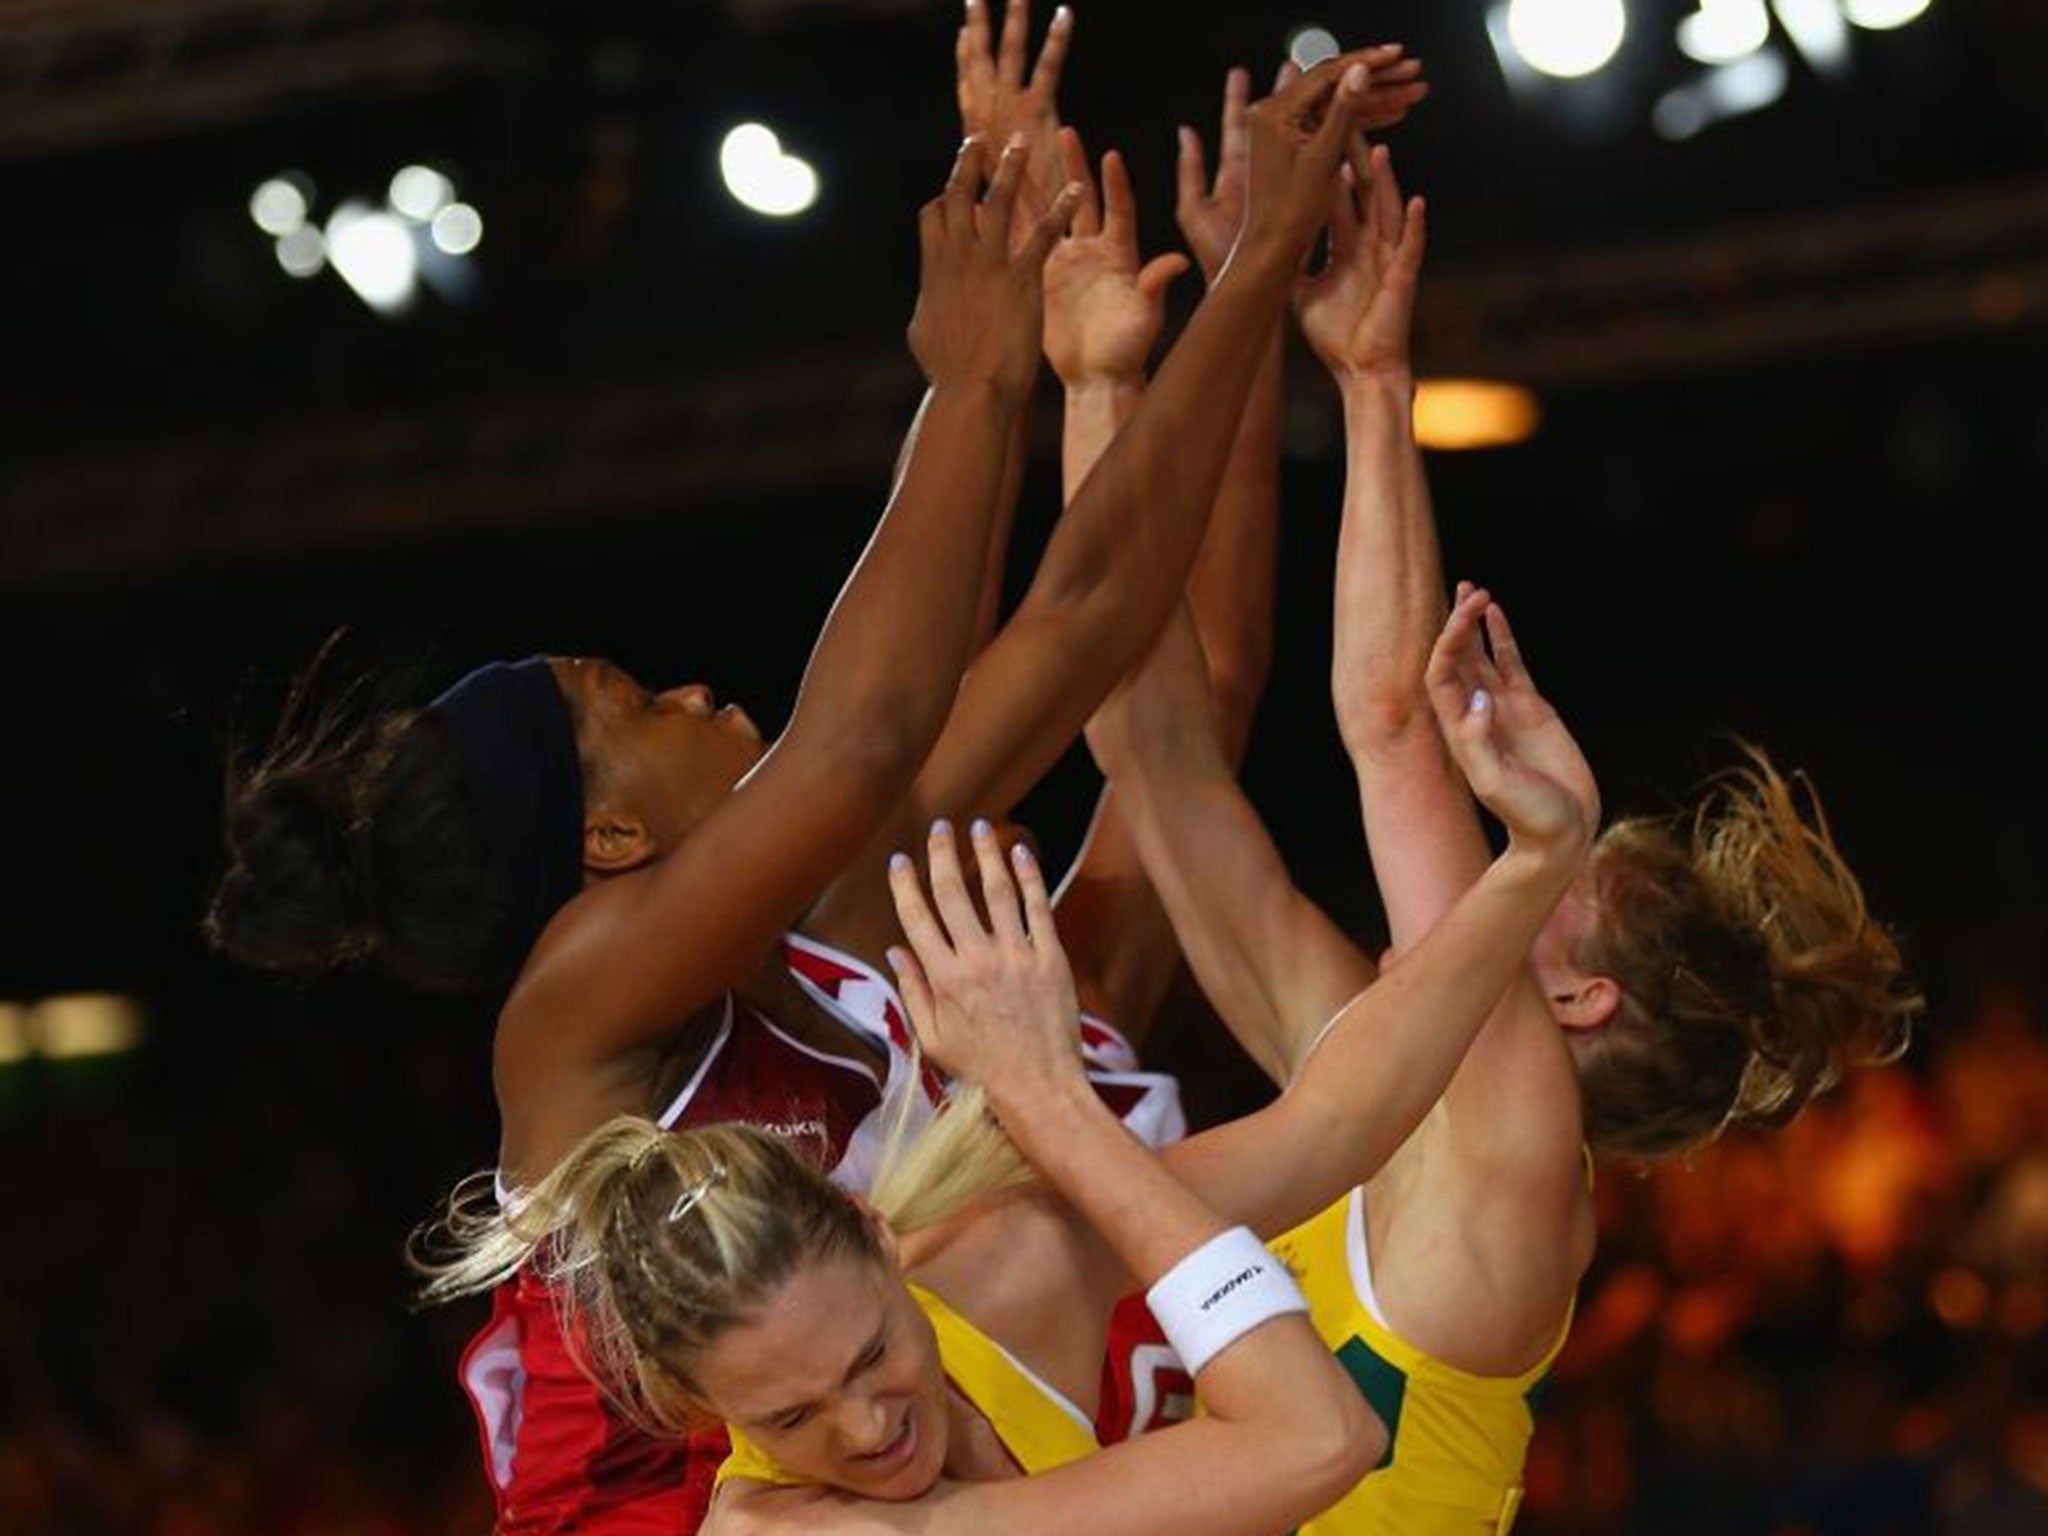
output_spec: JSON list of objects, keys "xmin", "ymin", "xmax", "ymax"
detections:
[{"xmin": 844, "ymin": 1404, "xmax": 945, "ymax": 1502}]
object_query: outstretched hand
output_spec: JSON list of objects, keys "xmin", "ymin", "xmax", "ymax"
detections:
[
  {"xmin": 1425, "ymin": 587, "xmax": 1599, "ymax": 860},
  {"xmin": 1295, "ymin": 142, "xmax": 1427, "ymax": 382},
  {"xmin": 1042, "ymin": 128, "xmax": 1190, "ymax": 388},
  {"xmin": 1237, "ymin": 52, "xmax": 1397, "ymax": 271},
  {"xmin": 1178, "ymin": 50, "xmax": 1426, "ymax": 287},
  {"xmin": 956, "ymin": 0, "xmax": 1072, "ymax": 239},
  {"xmin": 886, "ymin": 820, "xmax": 1086, "ymax": 1104},
  {"xmin": 909, "ymin": 136, "xmax": 1082, "ymax": 400}
]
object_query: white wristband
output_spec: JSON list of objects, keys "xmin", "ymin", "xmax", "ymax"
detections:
[{"xmin": 1145, "ymin": 1226, "xmax": 1309, "ymax": 1378}]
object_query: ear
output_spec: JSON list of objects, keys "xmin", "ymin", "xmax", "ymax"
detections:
[
  {"xmin": 1552, "ymin": 975, "xmax": 1621, "ymax": 1031},
  {"xmin": 584, "ymin": 807, "xmax": 658, "ymax": 875}
]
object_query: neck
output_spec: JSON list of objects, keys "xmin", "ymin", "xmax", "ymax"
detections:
[{"xmin": 939, "ymin": 1375, "xmax": 1019, "ymax": 1483}]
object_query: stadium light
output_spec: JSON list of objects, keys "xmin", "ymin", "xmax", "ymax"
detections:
[
  {"xmin": 720, "ymin": 124, "xmax": 820, "ymax": 218},
  {"xmin": 1413, "ymin": 380, "xmax": 1542, "ymax": 451},
  {"xmin": 1503, "ymin": 0, "xmax": 1629, "ymax": 79},
  {"xmin": 1677, "ymin": 0, "xmax": 1771, "ymax": 63},
  {"xmin": 326, "ymin": 201, "xmax": 419, "ymax": 314},
  {"xmin": 1843, "ymin": 0, "xmax": 1932, "ymax": 28}
]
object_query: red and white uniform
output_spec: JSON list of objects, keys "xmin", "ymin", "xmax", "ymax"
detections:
[{"xmin": 461, "ymin": 933, "xmax": 1185, "ymax": 1533}]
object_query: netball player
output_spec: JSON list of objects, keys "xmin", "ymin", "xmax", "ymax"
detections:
[{"xmin": 1082, "ymin": 144, "xmax": 1919, "ymax": 1533}]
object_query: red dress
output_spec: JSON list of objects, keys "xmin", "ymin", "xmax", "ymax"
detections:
[{"xmin": 460, "ymin": 934, "xmax": 1187, "ymax": 1533}]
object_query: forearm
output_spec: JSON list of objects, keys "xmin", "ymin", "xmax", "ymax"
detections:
[
  {"xmin": 1157, "ymin": 837, "xmax": 1581, "ymax": 1239},
  {"xmin": 1110, "ymin": 759, "xmax": 1365, "ymax": 1085},
  {"xmin": 973, "ymin": 407, "xmax": 1032, "ymax": 652},
  {"xmin": 995, "ymin": 1073, "xmax": 1229, "ymax": 1286},
  {"xmin": 1088, "ymin": 611, "xmax": 1374, "ymax": 1082},
  {"xmin": 1060, "ymin": 378, "xmax": 1140, "ymax": 506},
  {"xmin": 1330, "ymin": 372, "xmax": 1445, "ymax": 750},
  {"xmin": 1025, "ymin": 243, "xmax": 1294, "ymax": 655},
  {"xmin": 1329, "ymin": 373, "xmax": 1493, "ymax": 942},
  {"xmin": 1290, "ymin": 844, "xmax": 1576, "ymax": 1178},
  {"xmin": 790, "ymin": 383, "xmax": 1015, "ymax": 763},
  {"xmin": 1185, "ymin": 325, "xmax": 1283, "ymax": 760}
]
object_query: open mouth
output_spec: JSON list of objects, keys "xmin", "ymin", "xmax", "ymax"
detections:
[{"xmin": 855, "ymin": 1406, "xmax": 916, "ymax": 1473}]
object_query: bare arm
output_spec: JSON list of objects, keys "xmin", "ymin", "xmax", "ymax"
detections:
[
  {"xmin": 1155, "ymin": 591, "xmax": 1596, "ymax": 1237},
  {"xmin": 807, "ymin": 55, "xmax": 1391, "ymax": 963},
  {"xmin": 1087, "ymin": 610, "xmax": 1375, "ymax": 1084},
  {"xmin": 851, "ymin": 822, "xmax": 1382, "ymax": 1536},
  {"xmin": 497, "ymin": 145, "xmax": 1078, "ymax": 1172},
  {"xmin": 1299, "ymin": 146, "xmax": 1488, "ymax": 940},
  {"xmin": 1054, "ymin": 70, "xmax": 1290, "ymax": 1033},
  {"xmin": 1302, "ymin": 147, "xmax": 1593, "ymax": 1173}
]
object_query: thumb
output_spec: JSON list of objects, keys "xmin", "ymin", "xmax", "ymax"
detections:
[
  {"xmin": 1308, "ymin": 63, "xmax": 1372, "ymax": 174},
  {"xmin": 885, "ymin": 946, "xmax": 940, "ymax": 1049},
  {"xmin": 1136, "ymin": 252, "xmax": 1190, "ymax": 299}
]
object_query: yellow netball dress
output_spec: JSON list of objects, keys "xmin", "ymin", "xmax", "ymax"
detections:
[
  {"xmin": 1268, "ymin": 1188, "xmax": 1573, "ymax": 1536},
  {"xmin": 719, "ymin": 1282, "xmax": 1099, "ymax": 1487}
]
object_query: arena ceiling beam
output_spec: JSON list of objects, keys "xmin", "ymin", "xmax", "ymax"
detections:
[
  {"xmin": 0, "ymin": 0, "xmax": 538, "ymax": 161},
  {"xmin": 5, "ymin": 175, "xmax": 2045, "ymax": 589}
]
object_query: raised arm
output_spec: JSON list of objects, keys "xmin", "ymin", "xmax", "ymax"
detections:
[
  {"xmin": 897, "ymin": 57, "xmax": 1388, "ymax": 824},
  {"xmin": 806, "ymin": 54, "xmax": 1394, "ymax": 963},
  {"xmin": 869, "ymin": 825, "xmax": 1381, "ymax": 1536},
  {"xmin": 1086, "ymin": 608, "xmax": 1375, "ymax": 1083},
  {"xmin": 953, "ymin": 0, "xmax": 1074, "ymax": 649},
  {"xmin": 1051, "ymin": 67, "xmax": 1296, "ymax": 1033},
  {"xmin": 1301, "ymin": 146, "xmax": 1595, "ymax": 1178},
  {"xmin": 497, "ymin": 144, "xmax": 1079, "ymax": 1167},
  {"xmin": 1157, "ymin": 590, "xmax": 1596, "ymax": 1237},
  {"xmin": 1298, "ymin": 142, "xmax": 1488, "ymax": 944}
]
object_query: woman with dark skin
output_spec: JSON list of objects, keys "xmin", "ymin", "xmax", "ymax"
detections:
[{"xmin": 216, "ymin": 44, "xmax": 1406, "ymax": 1534}]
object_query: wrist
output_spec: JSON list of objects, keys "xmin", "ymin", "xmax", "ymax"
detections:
[
  {"xmin": 1495, "ymin": 832, "xmax": 1589, "ymax": 889},
  {"xmin": 1337, "ymin": 369, "xmax": 1416, "ymax": 408},
  {"xmin": 984, "ymin": 1060, "xmax": 1099, "ymax": 1147},
  {"xmin": 1063, "ymin": 375, "xmax": 1145, "ymax": 406},
  {"xmin": 929, "ymin": 371, "xmax": 1029, "ymax": 414},
  {"xmin": 1215, "ymin": 231, "xmax": 1299, "ymax": 290}
]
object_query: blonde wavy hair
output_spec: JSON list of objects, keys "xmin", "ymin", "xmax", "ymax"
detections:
[
  {"xmin": 1573, "ymin": 742, "xmax": 1920, "ymax": 1159},
  {"xmin": 411, "ymin": 1070, "xmax": 1032, "ymax": 1433}
]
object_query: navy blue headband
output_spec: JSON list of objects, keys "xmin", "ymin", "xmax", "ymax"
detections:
[{"xmin": 426, "ymin": 657, "xmax": 584, "ymax": 966}]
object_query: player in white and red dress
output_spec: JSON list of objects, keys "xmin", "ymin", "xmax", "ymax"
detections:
[{"xmin": 462, "ymin": 931, "xmax": 1183, "ymax": 1533}]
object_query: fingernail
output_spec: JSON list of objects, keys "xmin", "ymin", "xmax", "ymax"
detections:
[
  {"xmin": 1344, "ymin": 63, "xmax": 1369, "ymax": 91},
  {"xmin": 884, "ymin": 946, "xmax": 907, "ymax": 971},
  {"xmin": 971, "ymin": 817, "xmax": 992, "ymax": 838},
  {"xmin": 1054, "ymin": 4, "xmax": 1071, "ymax": 22},
  {"xmin": 931, "ymin": 818, "xmax": 952, "ymax": 839},
  {"xmin": 1011, "ymin": 842, "xmax": 1035, "ymax": 867},
  {"xmin": 1470, "ymin": 688, "xmax": 1490, "ymax": 715},
  {"xmin": 890, "ymin": 852, "xmax": 912, "ymax": 872}
]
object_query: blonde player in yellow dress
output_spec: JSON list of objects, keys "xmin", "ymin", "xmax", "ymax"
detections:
[{"xmin": 1082, "ymin": 144, "xmax": 1917, "ymax": 1533}]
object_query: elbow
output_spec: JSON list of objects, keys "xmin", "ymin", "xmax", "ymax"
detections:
[
  {"xmin": 1332, "ymin": 672, "xmax": 1434, "ymax": 759},
  {"xmin": 805, "ymin": 712, "xmax": 928, "ymax": 807},
  {"xmin": 1206, "ymin": 652, "xmax": 1271, "ymax": 763},
  {"xmin": 1290, "ymin": 1381, "xmax": 1384, "ymax": 1517}
]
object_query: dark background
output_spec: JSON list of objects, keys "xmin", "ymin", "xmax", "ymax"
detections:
[{"xmin": 2, "ymin": 1, "xmax": 2044, "ymax": 1531}]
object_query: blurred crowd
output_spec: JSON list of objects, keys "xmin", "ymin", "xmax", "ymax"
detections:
[
  {"xmin": 1526, "ymin": 949, "xmax": 2048, "ymax": 1536},
  {"xmin": 2, "ymin": 950, "xmax": 2043, "ymax": 1536}
]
